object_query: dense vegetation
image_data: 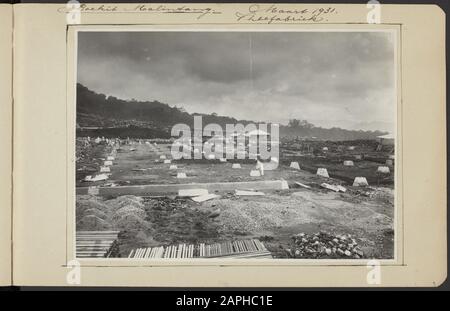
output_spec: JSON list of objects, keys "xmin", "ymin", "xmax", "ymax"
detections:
[{"xmin": 77, "ymin": 83, "xmax": 386, "ymax": 140}]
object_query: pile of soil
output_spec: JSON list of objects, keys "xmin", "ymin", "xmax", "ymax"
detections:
[
  {"xmin": 107, "ymin": 195, "xmax": 145, "ymax": 212},
  {"xmin": 76, "ymin": 195, "xmax": 112, "ymax": 230},
  {"xmin": 76, "ymin": 195, "xmax": 151, "ymax": 232},
  {"xmin": 143, "ymin": 197, "xmax": 220, "ymax": 244},
  {"xmin": 77, "ymin": 215, "xmax": 111, "ymax": 231}
]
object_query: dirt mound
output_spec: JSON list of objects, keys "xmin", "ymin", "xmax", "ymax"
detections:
[
  {"xmin": 114, "ymin": 213, "xmax": 151, "ymax": 230},
  {"xmin": 83, "ymin": 208, "xmax": 108, "ymax": 220},
  {"xmin": 76, "ymin": 195, "xmax": 149, "ymax": 231},
  {"xmin": 77, "ymin": 215, "xmax": 111, "ymax": 231},
  {"xmin": 112, "ymin": 206, "xmax": 147, "ymax": 223},
  {"xmin": 76, "ymin": 196, "xmax": 111, "ymax": 231},
  {"xmin": 108, "ymin": 196, "xmax": 149, "ymax": 230},
  {"xmin": 76, "ymin": 195, "xmax": 109, "ymax": 218},
  {"xmin": 105, "ymin": 195, "xmax": 144, "ymax": 212}
]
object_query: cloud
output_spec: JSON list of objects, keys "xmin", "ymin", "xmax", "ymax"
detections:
[{"xmin": 77, "ymin": 31, "xmax": 396, "ymax": 130}]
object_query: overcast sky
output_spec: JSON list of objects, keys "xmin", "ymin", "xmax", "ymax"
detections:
[{"xmin": 78, "ymin": 31, "xmax": 396, "ymax": 132}]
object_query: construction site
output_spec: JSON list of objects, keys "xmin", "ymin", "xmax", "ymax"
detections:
[
  {"xmin": 75, "ymin": 135, "xmax": 395, "ymax": 260},
  {"xmin": 73, "ymin": 29, "xmax": 397, "ymax": 260}
]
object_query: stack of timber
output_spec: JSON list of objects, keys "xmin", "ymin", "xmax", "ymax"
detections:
[
  {"xmin": 128, "ymin": 239, "xmax": 272, "ymax": 259},
  {"xmin": 76, "ymin": 231, "xmax": 120, "ymax": 258}
]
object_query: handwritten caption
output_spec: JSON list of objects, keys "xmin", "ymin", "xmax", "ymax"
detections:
[
  {"xmin": 58, "ymin": 4, "xmax": 338, "ymax": 23},
  {"xmin": 58, "ymin": 4, "xmax": 221, "ymax": 20}
]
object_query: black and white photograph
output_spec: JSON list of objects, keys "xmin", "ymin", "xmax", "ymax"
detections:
[{"xmin": 75, "ymin": 30, "xmax": 396, "ymax": 260}]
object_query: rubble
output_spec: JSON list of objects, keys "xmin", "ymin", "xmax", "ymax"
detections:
[{"xmin": 286, "ymin": 232, "xmax": 365, "ymax": 259}]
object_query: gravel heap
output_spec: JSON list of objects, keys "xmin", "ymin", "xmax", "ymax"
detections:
[
  {"xmin": 286, "ymin": 232, "xmax": 364, "ymax": 259},
  {"xmin": 144, "ymin": 197, "xmax": 190, "ymax": 211}
]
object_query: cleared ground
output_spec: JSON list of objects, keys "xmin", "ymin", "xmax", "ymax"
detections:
[{"xmin": 76, "ymin": 139, "xmax": 395, "ymax": 259}]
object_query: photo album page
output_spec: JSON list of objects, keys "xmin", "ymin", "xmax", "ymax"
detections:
[{"xmin": 0, "ymin": 2, "xmax": 446, "ymax": 287}]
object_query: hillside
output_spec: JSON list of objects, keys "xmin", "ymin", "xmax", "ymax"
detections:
[{"xmin": 76, "ymin": 84, "xmax": 387, "ymax": 140}]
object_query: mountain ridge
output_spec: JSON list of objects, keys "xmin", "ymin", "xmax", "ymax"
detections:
[{"xmin": 76, "ymin": 83, "xmax": 387, "ymax": 141}]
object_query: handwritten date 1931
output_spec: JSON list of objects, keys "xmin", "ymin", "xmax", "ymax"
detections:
[{"xmin": 236, "ymin": 4, "xmax": 337, "ymax": 24}]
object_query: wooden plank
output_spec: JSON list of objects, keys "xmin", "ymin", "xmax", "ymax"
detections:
[
  {"xmin": 76, "ymin": 251, "xmax": 108, "ymax": 255},
  {"xmin": 76, "ymin": 241, "xmax": 116, "ymax": 245},
  {"xmin": 76, "ymin": 231, "xmax": 120, "ymax": 258},
  {"xmin": 182, "ymin": 244, "xmax": 186, "ymax": 258},
  {"xmin": 156, "ymin": 247, "xmax": 164, "ymax": 258},
  {"xmin": 177, "ymin": 244, "xmax": 182, "ymax": 258}
]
